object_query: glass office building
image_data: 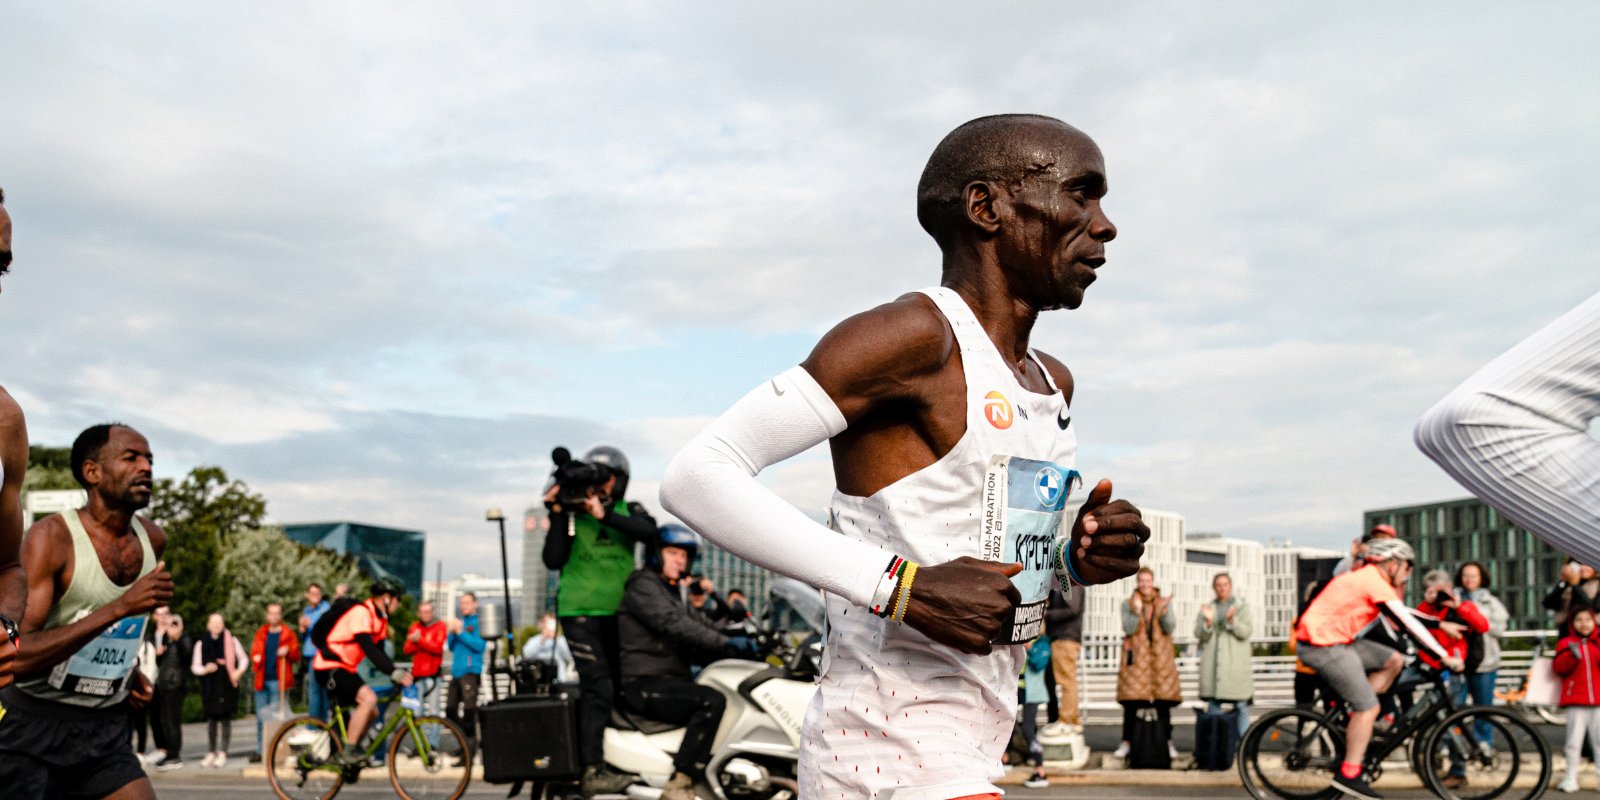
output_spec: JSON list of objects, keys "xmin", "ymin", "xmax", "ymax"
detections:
[
  {"xmin": 282, "ymin": 521, "xmax": 426, "ymax": 600},
  {"xmin": 1364, "ymin": 498, "xmax": 1564, "ymax": 630}
]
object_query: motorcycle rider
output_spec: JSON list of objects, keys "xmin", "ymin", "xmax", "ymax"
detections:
[{"xmin": 618, "ymin": 524, "xmax": 758, "ymax": 800}]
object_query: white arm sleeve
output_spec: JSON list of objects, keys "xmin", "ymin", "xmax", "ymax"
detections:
[
  {"xmin": 659, "ymin": 366, "xmax": 899, "ymax": 608},
  {"xmin": 1415, "ymin": 292, "xmax": 1600, "ymax": 563}
]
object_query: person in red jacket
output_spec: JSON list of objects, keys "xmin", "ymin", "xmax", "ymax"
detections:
[
  {"xmin": 403, "ymin": 601, "xmax": 447, "ymax": 707},
  {"xmin": 249, "ymin": 603, "xmax": 302, "ymax": 762},
  {"xmin": 1415, "ymin": 569, "xmax": 1489, "ymax": 791},
  {"xmin": 1554, "ymin": 607, "xmax": 1600, "ymax": 792}
]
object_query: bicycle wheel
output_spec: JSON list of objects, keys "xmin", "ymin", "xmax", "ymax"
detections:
[
  {"xmin": 1419, "ymin": 707, "xmax": 1551, "ymax": 800},
  {"xmin": 1239, "ymin": 708, "xmax": 1344, "ymax": 800},
  {"xmin": 388, "ymin": 714, "xmax": 472, "ymax": 800},
  {"xmin": 267, "ymin": 715, "xmax": 345, "ymax": 800},
  {"xmin": 1533, "ymin": 705, "xmax": 1565, "ymax": 726}
]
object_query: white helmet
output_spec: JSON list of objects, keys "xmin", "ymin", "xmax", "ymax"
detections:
[{"xmin": 1364, "ymin": 537, "xmax": 1415, "ymax": 565}]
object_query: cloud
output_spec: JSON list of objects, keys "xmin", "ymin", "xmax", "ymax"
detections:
[{"xmin": 2, "ymin": 4, "xmax": 1597, "ymax": 575}]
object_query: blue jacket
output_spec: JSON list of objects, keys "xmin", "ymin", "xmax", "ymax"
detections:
[
  {"xmin": 447, "ymin": 613, "xmax": 486, "ymax": 677},
  {"xmin": 302, "ymin": 600, "xmax": 330, "ymax": 659}
]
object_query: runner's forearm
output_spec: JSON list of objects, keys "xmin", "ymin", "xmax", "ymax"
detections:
[
  {"xmin": 660, "ymin": 366, "xmax": 899, "ymax": 607},
  {"xmin": 13, "ymin": 602, "xmax": 133, "ymax": 676}
]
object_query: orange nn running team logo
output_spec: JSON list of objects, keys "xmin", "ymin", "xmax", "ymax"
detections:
[{"xmin": 983, "ymin": 390, "xmax": 1013, "ymax": 429}]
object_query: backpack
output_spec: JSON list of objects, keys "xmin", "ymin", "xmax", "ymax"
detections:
[
  {"xmin": 1127, "ymin": 706, "xmax": 1171, "ymax": 770},
  {"xmin": 309, "ymin": 597, "xmax": 362, "ymax": 657}
]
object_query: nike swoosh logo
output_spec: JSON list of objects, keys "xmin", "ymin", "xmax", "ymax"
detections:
[
  {"xmin": 772, "ymin": 380, "xmax": 786, "ymax": 397},
  {"xmin": 1056, "ymin": 411, "xmax": 1071, "ymax": 430}
]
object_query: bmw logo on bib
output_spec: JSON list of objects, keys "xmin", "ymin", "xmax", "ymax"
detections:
[{"xmin": 1034, "ymin": 466, "xmax": 1066, "ymax": 510}]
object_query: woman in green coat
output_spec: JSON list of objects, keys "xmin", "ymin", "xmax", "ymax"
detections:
[{"xmin": 1195, "ymin": 572, "xmax": 1253, "ymax": 739}]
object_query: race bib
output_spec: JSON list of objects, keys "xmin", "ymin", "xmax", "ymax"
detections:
[
  {"xmin": 981, "ymin": 455, "xmax": 1077, "ymax": 644},
  {"xmin": 47, "ymin": 613, "xmax": 147, "ymax": 698}
]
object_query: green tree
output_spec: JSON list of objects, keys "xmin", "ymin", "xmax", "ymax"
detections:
[
  {"xmin": 148, "ymin": 466, "xmax": 268, "ymax": 626},
  {"xmin": 216, "ymin": 527, "xmax": 366, "ymax": 638},
  {"xmin": 24, "ymin": 444, "xmax": 78, "ymax": 492}
]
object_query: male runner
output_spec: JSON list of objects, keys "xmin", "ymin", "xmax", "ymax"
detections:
[
  {"xmin": 661, "ymin": 114, "xmax": 1151, "ymax": 799},
  {"xmin": 1294, "ymin": 538, "xmax": 1462, "ymax": 800},
  {"xmin": 0, "ymin": 423, "xmax": 174, "ymax": 799},
  {"xmin": 310, "ymin": 576, "xmax": 413, "ymax": 767},
  {"xmin": 0, "ymin": 187, "xmax": 25, "ymax": 689}
]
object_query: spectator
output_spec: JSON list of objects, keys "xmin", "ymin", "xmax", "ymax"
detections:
[
  {"xmin": 523, "ymin": 612, "xmax": 576, "ymax": 683},
  {"xmin": 131, "ymin": 606, "xmax": 166, "ymax": 764},
  {"xmin": 1417, "ymin": 568, "xmax": 1490, "ymax": 791},
  {"xmin": 404, "ymin": 601, "xmax": 447, "ymax": 708},
  {"xmin": 1333, "ymin": 525, "xmax": 1398, "ymax": 577},
  {"xmin": 723, "ymin": 588, "xmax": 752, "ymax": 629},
  {"xmin": 248, "ymin": 602, "xmax": 300, "ymax": 762},
  {"xmin": 1195, "ymin": 572, "xmax": 1254, "ymax": 740},
  {"xmin": 446, "ymin": 592, "xmax": 486, "ymax": 761},
  {"xmin": 1554, "ymin": 607, "xmax": 1600, "ymax": 793},
  {"xmin": 152, "ymin": 611, "xmax": 192, "ymax": 770},
  {"xmin": 334, "ymin": 582, "xmax": 351, "ymax": 599},
  {"xmin": 686, "ymin": 574, "xmax": 727, "ymax": 623},
  {"xmin": 192, "ymin": 613, "xmax": 247, "ymax": 769},
  {"xmin": 1113, "ymin": 567, "xmax": 1180, "ymax": 763},
  {"xmin": 1545, "ymin": 559, "xmax": 1600, "ymax": 638},
  {"xmin": 1020, "ymin": 636, "xmax": 1051, "ymax": 789},
  {"xmin": 300, "ymin": 583, "xmax": 332, "ymax": 721},
  {"xmin": 1455, "ymin": 562, "xmax": 1509, "ymax": 740},
  {"xmin": 1041, "ymin": 583, "xmax": 1086, "ymax": 737}
]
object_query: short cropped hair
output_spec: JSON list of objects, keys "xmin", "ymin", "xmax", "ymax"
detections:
[
  {"xmin": 70, "ymin": 423, "xmax": 129, "ymax": 489},
  {"xmin": 916, "ymin": 113, "xmax": 1074, "ymax": 246}
]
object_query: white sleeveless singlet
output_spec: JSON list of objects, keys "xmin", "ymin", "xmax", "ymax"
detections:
[{"xmin": 799, "ymin": 287, "xmax": 1080, "ymax": 800}]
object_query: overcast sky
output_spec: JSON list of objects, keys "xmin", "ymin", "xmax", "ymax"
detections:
[{"xmin": 2, "ymin": 4, "xmax": 1596, "ymax": 580}]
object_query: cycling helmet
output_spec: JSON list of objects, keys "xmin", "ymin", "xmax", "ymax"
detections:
[
  {"xmin": 1364, "ymin": 537, "xmax": 1415, "ymax": 565},
  {"xmin": 584, "ymin": 445, "xmax": 630, "ymax": 499},
  {"xmin": 650, "ymin": 523, "xmax": 702, "ymax": 571},
  {"xmin": 370, "ymin": 576, "xmax": 407, "ymax": 598}
]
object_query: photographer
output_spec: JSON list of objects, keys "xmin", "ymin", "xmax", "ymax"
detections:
[
  {"xmin": 1416, "ymin": 569, "xmax": 1489, "ymax": 791},
  {"xmin": 540, "ymin": 445, "xmax": 657, "ymax": 797},
  {"xmin": 619, "ymin": 525, "xmax": 756, "ymax": 800}
]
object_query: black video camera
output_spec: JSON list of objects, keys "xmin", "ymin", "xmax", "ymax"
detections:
[{"xmin": 550, "ymin": 447, "xmax": 613, "ymax": 507}]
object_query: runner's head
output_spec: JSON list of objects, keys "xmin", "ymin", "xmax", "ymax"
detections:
[
  {"xmin": 0, "ymin": 186, "xmax": 12, "ymax": 294},
  {"xmin": 916, "ymin": 114, "xmax": 1116, "ymax": 311},
  {"xmin": 70, "ymin": 423, "xmax": 153, "ymax": 511}
]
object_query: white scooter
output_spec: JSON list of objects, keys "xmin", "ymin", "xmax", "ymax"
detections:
[{"xmin": 603, "ymin": 579, "xmax": 825, "ymax": 800}]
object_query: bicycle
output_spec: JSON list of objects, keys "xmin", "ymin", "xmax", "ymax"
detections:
[
  {"xmin": 266, "ymin": 682, "xmax": 473, "ymax": 800},
  {"xmin": 1239, "ymin": 659, "xmax": 1550, "ymax": 800}
]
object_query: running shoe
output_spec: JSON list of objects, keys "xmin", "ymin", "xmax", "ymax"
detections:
[{"xmin": 1332, "ymin": 772, "xmax": 1382, "ymax": 800}]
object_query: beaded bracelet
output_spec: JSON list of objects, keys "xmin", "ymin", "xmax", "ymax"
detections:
[
  {"xmin": 890, "ymin": 562, "xmax": 919, "ymax": 622},
  {"xmin": 870, "ymin": 556, "xmax": 908, "ymax": 618}
]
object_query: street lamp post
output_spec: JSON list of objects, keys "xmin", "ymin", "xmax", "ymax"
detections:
[{"xmin": 486, "ymin": 507, "xmax": 513, "ymax": 701}]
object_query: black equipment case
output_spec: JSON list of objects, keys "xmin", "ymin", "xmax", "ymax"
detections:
[{"xmin": 478, "ymin": 689, "xmax": 582, "ymax": 783}]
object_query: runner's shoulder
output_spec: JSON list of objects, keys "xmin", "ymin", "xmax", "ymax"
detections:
[
  {"xmin": 131, "ymin": 514, "xmax": 169, "ymax": 555},
  {"xmin": 804, "ymin": 293, "xmax": 954, "ymax": 383},
  {"xmin": 1032, "ymin": 350, "xmax": 1076, "ymax": 404},
  {"xmin": 0, "ymin": 386, "xmax": 23, "ymax": 436},
  {"xmin": 21, "ymin": 513, "xmax": 71, "ymax": 565}
]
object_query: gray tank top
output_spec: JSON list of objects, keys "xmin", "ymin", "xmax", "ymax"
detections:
[{"xmin": 16, "ymin": 510, "xmax": 155, "ymax": 707}]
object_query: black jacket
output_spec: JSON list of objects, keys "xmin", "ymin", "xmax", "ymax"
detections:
[
  {"xmin": 155, "ymin": 632, "xmax": 193, "ymax": 693},
  {"xmin": 1045, "ymin": 585, "xmax": 1086, "ymax": 642},
  {"xmin": 618, "ymin": 569, "xmax": 729, "ymax": 682}
]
